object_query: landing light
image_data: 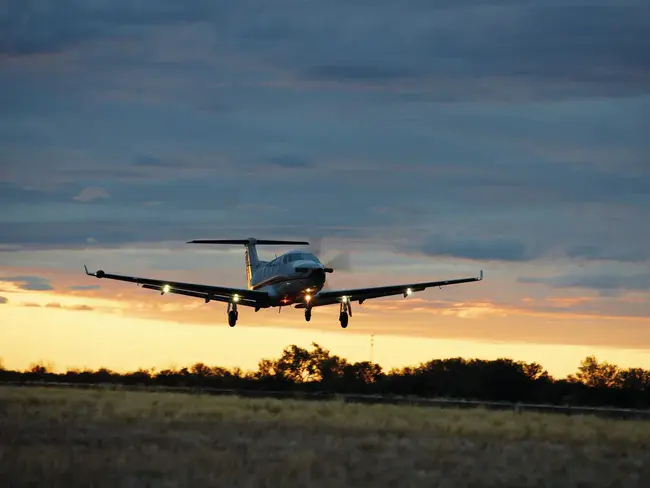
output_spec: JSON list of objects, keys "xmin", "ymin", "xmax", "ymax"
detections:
[
  {"xmin": 341, "ymin": 296, "xmax": 348, "ymax": 303},
  {"xmin": 405, "ymin": 288, "xmax": 412, "ymax": 297},
  {"xmin": 233, "ymin": 294, "xmax": 240, "ymax": 302},
  {"xmin": 305, "ymin": 294, "xmax": 311, "ymax": 303},
  {"xmin": 162, "ymin": 284, "xmax": 170, "ymax": 294}
]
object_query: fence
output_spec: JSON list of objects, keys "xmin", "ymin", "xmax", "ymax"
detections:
[{"xmin": 3, "ymin": 380, "xmax": 650, "ymax": 420}]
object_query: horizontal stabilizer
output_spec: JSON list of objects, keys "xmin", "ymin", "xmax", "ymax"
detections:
[{"xmin": 187, "ymin": 238, "xmax": 309, "ymax": 246}]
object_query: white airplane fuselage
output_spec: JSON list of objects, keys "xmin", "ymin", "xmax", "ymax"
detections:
[{"xmin": 246, "ymin": 248, "xmax": 327, "ymax": 305}]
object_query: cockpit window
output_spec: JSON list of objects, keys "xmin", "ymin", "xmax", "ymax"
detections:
[{"xmin": 280, "ymin": 252, "xmax": 320, "ymax": 263}]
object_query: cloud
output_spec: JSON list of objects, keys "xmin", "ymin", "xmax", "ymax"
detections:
[
  {"xmin": 0, "ymin": 296, "xmax": 8, "ymax": 304},
  {"xmin": 2, "ymin": 276, "xmax": 53, "ymax": 291},
  {"xmin": 519, "ymin": 272, "xmax": 650, "ymax": 292},
  {"xmin": 27, "ymin": 301, "xmax": 94, "ymax": 311},
  {"xmin": 69, "ymin": 284, "xmax": 100, "ymax": 290},
  {"xmin": 73, "ymin": 187, "xmax": 111, "ymax": 202},
  {"xmin": 1, "ymin": 0, "xmax": 649, "ymax": 295},
  {"xmin": 0, "ymin": 1, "xmax": 217, "ymax": 56},
  {"xmin": 3, "ymin": 1, "xmax": 649, "ymax": 100},
  {"xmin": 265, "ymin": 155, "xmax": 312, "ymax": 169},
  {"xmin": 415, "ymin": 235, "xmax": 539, "ymax": 262},
  {"xmin": 300, "ymin": 65, "xmax": 416, "ymax": 83},
  {"xmin": 565, "ymin": 244, "xmax": 649, "ymax": 264},
  {"xmin": 132, "ymin": 154, "xmax": 178, "ymax": 168},
  {"xmin": 289, "ymin": 1, "xmax": 650, "ymax": 100}
]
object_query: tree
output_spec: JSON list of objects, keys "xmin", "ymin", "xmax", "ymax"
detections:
[
  {"xmin": 569, "ymin": 356, "xmax": 620, "ymax": 388},
  {"xmin": 4, "ymin": 342, "xmax": 650, "ymax": 410},
  {"xmin": 342, "ymin": 361, "xmax": 383, "ymax": 385},
  {"xmin": 273, "ymin": 345, "xmax": 317, "ymax": 383},
  {"xmin": 28, "ymin": 362, "xmax": 51, "ymax": 375},
  {"xmin": 522, "ymin": 362, "xmax": 551, "ymax": 381},
  {"xmin": 190, "ymin": 362, "xmax": 212, "ymax": 378},
  {"xmin": 617, "ymin": 368, "xmax": 650, "ymax": 392},
  {"xmin": 255, "ymin": 358, "xmax": 277, "ymax": 379}
]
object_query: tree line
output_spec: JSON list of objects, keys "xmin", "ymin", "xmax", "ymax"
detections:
[{"xmin": 1, "ymin": 343, "xmax": 649, "ymax": 409}]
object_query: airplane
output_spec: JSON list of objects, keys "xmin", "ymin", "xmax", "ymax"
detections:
[{"xmin": 84, "ymin": 237, "xmax": 483, "ymax": 328}]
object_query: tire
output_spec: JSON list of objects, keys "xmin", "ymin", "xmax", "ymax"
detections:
[{"xmin": 339, "ymin": 312, "xmax": 348, "ymax": 328}]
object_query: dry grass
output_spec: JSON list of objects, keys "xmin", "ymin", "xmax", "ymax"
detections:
[{"xmin": 1, "ymin": 386, "xmax": 650, "ymax": 487}]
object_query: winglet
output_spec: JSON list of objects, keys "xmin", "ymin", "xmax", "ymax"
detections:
[
  {"xmin": 479, "ymin": 270, "xmax": 484, "ymax": 280},
  {"xmin": 84, "ymin": 265, "xmax": 94, "ymax": 276}
]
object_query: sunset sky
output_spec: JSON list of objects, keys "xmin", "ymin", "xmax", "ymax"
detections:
[{"xmin": 2, "ymin": 1, "xmax": 649, "ymax": 378}]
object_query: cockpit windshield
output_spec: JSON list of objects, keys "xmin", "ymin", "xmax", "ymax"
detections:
[
  {"xmin": 301, "ymin": 252, "xmax": 319, "ymax": 262},
  {"xmin": 285, "ymin": 252, "xmax": 319, "ymax": 262}
]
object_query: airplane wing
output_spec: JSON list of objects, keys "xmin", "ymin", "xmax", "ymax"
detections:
[
  {"xmin": 295, "ymin": 270, "xmax": 483, "ymax": 308},
  {"xmin": 83, "ymin": 266, "xmax": 270, "ymax": 308}
]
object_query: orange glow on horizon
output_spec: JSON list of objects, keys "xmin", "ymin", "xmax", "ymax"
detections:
[{"xmin": 2, "ymin": 274, "xmax": 650, "ymax": 379}]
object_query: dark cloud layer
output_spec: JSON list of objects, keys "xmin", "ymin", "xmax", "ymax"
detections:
[
  {"xmin": 3, "ymin": 1, "xmax": 648, "ymax": 99},
  {"xmin": 266, "ymin": 155, "xmax": 313, "ymax": 169},
  {"xmin": 0, "ymin": 0, "xmax": 216, "ymax": 55},
  {"xmin": 519, "ymin": 272, "xmax": 650, "ymax": 292},
  {"xmin": 132, "ymin": 155, "xmax": 179, "ymax": 168},
  {"xmin": 0, "ymin": 296, "xmax": 8, "ymax": 304},
  {"xmin": 1, "ymin": 0, "xmax": 649, "ymax": 298},
  {"xmin": 1, "ymin": 276, "xmax": 53, "ymax": 291},
  {"xmin": 69, "ymin": 285, "xmax": 100, "ymax": 291},
  {"xmin": 417, "ymin": 236, "xmax": 538, "ymax": 262}
]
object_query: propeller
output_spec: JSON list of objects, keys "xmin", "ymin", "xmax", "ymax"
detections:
[
  {"xmin": 309, "ymin": 236, "xmax": 352, "ymax": 272},
  {"xmin": 324, "ymin": 252, "xmax": 350, "ymax": 271}
]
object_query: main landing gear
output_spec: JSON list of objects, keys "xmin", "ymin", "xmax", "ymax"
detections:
[
  {"xmin": 304, "ymin": 300, "xmax": 351, "ymax": 328},
  {"xmin": 339, "ymin": 299, "xmax": 351, "ymax": 328},
  {"xmin": 227, "ymin": 302, "xmax": 238, "ymax": 327}
]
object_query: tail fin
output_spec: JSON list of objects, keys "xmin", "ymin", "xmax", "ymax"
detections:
[{"xmin": 187, "ymin": 238, "xmax": 309, "ymax": 288}]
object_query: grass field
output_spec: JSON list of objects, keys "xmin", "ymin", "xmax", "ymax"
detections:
[{"xmin": 1, "ymin": 386, "xmax": 650, "ymax": 487}]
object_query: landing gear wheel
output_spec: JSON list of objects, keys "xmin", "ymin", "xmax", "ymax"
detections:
[
  {"xmin": 305, "ymin": 308, "xmax": 312, "ymax": 322},
  {"xmin": 228, "ymin": 310, "xmax": 238, "ymax": 327},
  {"xmin": 339, "ymin": 312, "xmax": 348, "ymax": 328}
]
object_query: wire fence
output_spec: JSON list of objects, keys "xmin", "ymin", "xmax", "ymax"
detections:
[{"xmin": 4, "ymin": 380, "xmax": 650, "ymax": 421}]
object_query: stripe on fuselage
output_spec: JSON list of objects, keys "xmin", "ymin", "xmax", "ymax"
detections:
[{"xmin": 250, "ymin": 274, "xmax": 305, "ymax": 290}]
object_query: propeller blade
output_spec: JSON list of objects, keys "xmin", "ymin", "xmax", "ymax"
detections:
[
  {"xmin": 308, "ymin": 236, "xmax": 323, "ymax": 257},
  {"xmin": 308, "ymin": 235, "xmax": 352, "ymax": 275},
  {"xmin": 325, "ymin": 252, "xmax": 351, "ymax": 270}
]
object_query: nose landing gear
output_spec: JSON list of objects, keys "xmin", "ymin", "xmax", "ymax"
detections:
[{"xmin": 305, "ymin": 308, "xmax": 312, "ymax": 322}]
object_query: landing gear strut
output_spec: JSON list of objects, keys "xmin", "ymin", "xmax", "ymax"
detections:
[
  {"xmin": 227, "ymin": 302, "xmax": 238, "ymax": 327},
  {"xmin": 305, "ymin": 308, "xmax": 312, "ymax": 322},
  {"xmin": 339, "ymin": 299, "xmax": 351, "ymax": 328}
]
